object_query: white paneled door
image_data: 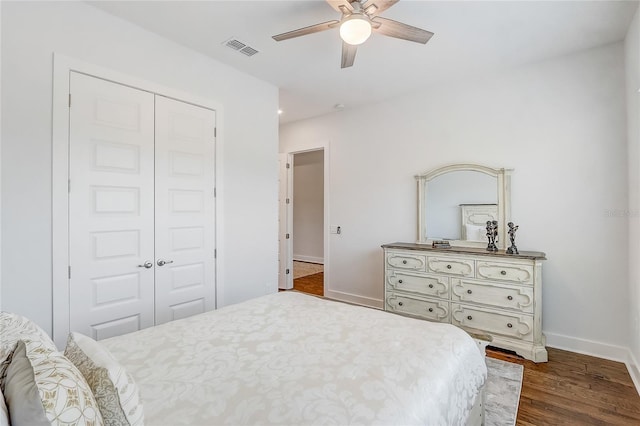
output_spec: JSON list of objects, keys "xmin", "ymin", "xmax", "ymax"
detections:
[
  {"xmin": 69, "ymin": 72, "xmax": 156, "ymax": 339},
  {"xmin": 68, "ymin": 72, "xmax": 216, "ymax": 339},
  {"xmin": 154, "ymin": 96, "xmax": 216, "ymax": 324}
]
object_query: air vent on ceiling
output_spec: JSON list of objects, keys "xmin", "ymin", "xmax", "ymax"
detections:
[{"xmin": 224, "ymin": 38, "xmax": 259, "ymax": 57}]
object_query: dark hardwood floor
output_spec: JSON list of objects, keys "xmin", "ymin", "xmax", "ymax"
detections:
[
  {"xmin": 487, "ymin": 347, "xmax": 640, "ymax": 425},
  {"xmin": 293, "ymin": 271, "xmax": 324, "ymax": 296}
]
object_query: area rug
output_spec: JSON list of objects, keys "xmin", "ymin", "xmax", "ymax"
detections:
[
  {"xmin": 485, "ymin": 357, "xmax": 524, "ymax": 426},
  {"xmin": 293, "ymin": 261, "xmax": 323, "ymax": 279}
]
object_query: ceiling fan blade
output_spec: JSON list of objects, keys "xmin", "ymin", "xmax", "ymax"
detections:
[
  {"xmin": 362, "ymin": 0, "xmax": 399, "ymax": 16},
  {"xmin": 341, "ymin": 42, "xmax": 357, "ymax": 68},
  {"xmin": 272, "ymin": 20, "xmax": 340, "ymax": 41},
  {"xmin": 326, "ymin": 0, "xmax": 354, "ymax": 14},
  {"xmin": 372, "ymin": 16, "xmax": 434, "ymax": 44}
]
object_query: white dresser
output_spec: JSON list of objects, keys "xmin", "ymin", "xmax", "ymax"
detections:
[{"xmin": 382, "ymin": 242, "xmax": 547, "ymax": 362}]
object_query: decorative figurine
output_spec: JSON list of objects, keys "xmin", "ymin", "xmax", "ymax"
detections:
[
  {"xmin": 506, "ymin": 222, "xmax": 519, "ymax": 255},
  {"xmin": 485, "ymin": 220, "xmax": 498, "ymax": 251}
]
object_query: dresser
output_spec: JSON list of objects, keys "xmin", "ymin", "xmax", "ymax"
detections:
[{"xmin": 382, "ymin": 242, "xmax": 547, "ymax": 362}]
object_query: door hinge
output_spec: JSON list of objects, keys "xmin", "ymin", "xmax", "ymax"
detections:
[
  {"xmin": 286, "ymin": 198, "xmax": 290, "ymax": 204},
  {"xmin": 68, "ymin": 179, "xmax": 71, "ymax": 193},
  {"xmin": 213, "ymin": 187, "xmax": 216, "ymax": 197},
  {"xmin": 68, "ymin": 94, "xmax": 71, "ymax": 108},
  {"xmin": 285, "ymin": 233, "xmax": 290, "ymax": 239},
  {"xmin": 68, "ymin": 266, "xmax": 71, "ymax": 279},
  {"xmin": 286, "ymin": 163, "xmax": 290, "ymax": 169},
  {"xmin": 214, "ymin": 249, "xmax": 217, "ymax": 259},
  {"xmin": 286, "ymin": 268, "xmax": 290, "ymax": 275},
  {"xmin": 214, "ymin": 127, "xmax": 217, "ymax": 138}
]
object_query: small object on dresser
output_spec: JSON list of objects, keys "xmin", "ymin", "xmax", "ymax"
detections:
[
  {"xmin": 432, "ymin": 240, "xmax": 451, "ymax": 249},
  {"xmin": 506, "ymin": 222, "xmax": 519, "ymax": 255},
  {"xmin": 485, "ymin": 220, "xmax": 498, "ymax": 251}
]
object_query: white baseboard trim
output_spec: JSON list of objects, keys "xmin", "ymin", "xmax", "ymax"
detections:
[
  {"xmin": 324, "ymin": 290, "xmax": 383, "ymax": 310},
  {"xmin": 293, "ymin": 255, "xmax": 324, "ymax": 264},
  {"xmin": 545, "ymin": 331, "xmax": 640, "ymax": 395},
  {"xmin": 627, "ymin": 350, "xmax": 640, "ymax": 396},
  {"xmin": 545, "ymin": 332, "xmax": 629, "ymax": 362}
]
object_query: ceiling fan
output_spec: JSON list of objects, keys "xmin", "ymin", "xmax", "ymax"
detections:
[{"xmin": 272, "ymin": 0, "xmax": 434, "ymax": 69}]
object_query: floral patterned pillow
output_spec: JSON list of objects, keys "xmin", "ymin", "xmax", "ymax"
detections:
[
  {"xmin": 65, "ymin": 333, "xmax": 144, "ymax": 426},
  {"xmin": 0, "ymin": 312, "xmax": 59, "ymax": 391},
  {"xmin": 3, "ymin": 340, "xmax": 103, "ymax": 426}
]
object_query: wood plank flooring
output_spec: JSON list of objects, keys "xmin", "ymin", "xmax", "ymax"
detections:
[
  {"xmin": 487, "ymin": 347, "xmax": 640, "ymax": 425},
  {"xmin": 293, "ymin": 271, "xmax": 324, "ymax": 296}
]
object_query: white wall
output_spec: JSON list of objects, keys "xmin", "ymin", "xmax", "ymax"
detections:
[
  {"xmin": 281, "ymin": 43, "xmax": 630, "ymax": 352},
  {"xmin": 0, "ymin": 0, "xmax": 3, "ymax": 311},
  {"xmin": 1, "ymin": 1, "xmax": 279, "ymax": 335},
  {"xmin": 626, "ymin": 6, "xmax": 640, "ymax": 384},
  {"xmin": 293, "ymin": 150, "xmax": 324, "ymax": 263}
]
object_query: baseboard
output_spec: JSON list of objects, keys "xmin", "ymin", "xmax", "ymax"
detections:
[
  {"xmin": 324, "ymin": 290, "xmax": 383, "ymax": 309},
  {"xmin": 545, "ymin": 331, "xmax": 640, "ymax": 395},
  {"xmin": 292, "ymin": 255, "xmax": 324, "ymax": 264},
  {"xmin": 626, "ymin": 350, "xmax": 640, "ymax": 396},
  {"xmin": 545, "ymin": 332, "xmax": 630, "ymax": 362}
]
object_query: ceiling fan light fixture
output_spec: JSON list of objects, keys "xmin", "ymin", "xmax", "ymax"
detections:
[{"xmin": 339, "ymin": 14, "xmax": 371, "ymax": 45}]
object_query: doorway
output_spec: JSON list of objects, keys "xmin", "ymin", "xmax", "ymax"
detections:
[
  {"xmin": 279, "ymin": 148, "xmax": 327, "ymax": 296},
  {"xmin": 292, "ymin": 150, "xmax": 324, "ymax": 296}
]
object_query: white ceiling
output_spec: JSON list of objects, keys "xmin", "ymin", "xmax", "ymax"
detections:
[{"xmin": 89, "ymin": 0, "xmax": 638, "ymax": 124}]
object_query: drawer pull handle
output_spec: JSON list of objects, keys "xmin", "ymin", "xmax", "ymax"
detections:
[
  {"xmin": 467, "ymin": 315, "xmax": 473, "ymax": 321},
  {"xmin": 398, "ymin": 279, "xmax": 403, "ymax": 284},
  {"xmin": 402, "ymin": 260, "xmax": 408, "ymax": 265},
  {"xmin": 398, "ymin": 301, "xmax": 404, "ymax": 306},
  {"xmin": 467, "ymin": 289, "xmax": 472, "ymax": 294},
  {"xmin": 446, "ymin": 264, "xmax": 452, "ymax": 269},
  {"xmin": 428, "ymin": 308, "xmax": 434, "ymax": 313},
  {"xmin": 507, "ymin": 323, "xmax": 513, "ymax": 328},
  {"xmin": 428, "ymin": 284, "xmax": 434, "ymax": 288},
  {"xmin": 500, "ymin": 270, "xmax": 507, "ymax": 275},
  {"xmin": 507, "ymin": 295, "xmax": 513, "ymax": 301}
]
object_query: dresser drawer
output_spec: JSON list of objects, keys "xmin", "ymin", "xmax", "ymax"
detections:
[
  {"xmin": 427, "ymin": 256, "xmax": 475, "ymax": 277},
  {"xmin": 386, "ymin": 293, "xmax": 450, "ymax": 322},
  {"xmin": 451, "ymin": 278, "xmax": 533, "ymax": 313},
  {"xmin": 386, "ymin": 252, "xmax": 426, "ymax": 271},
  {"xmin": 476, "ymin": 260, "xmax": 534, "ymax": 285},
  {"xmin": 386, "ymin": 271, "xmax": 449, "ymax": 299},
  {"xmin": 451, "ymin": 303, "xmax": 534, "ymax": 341}
]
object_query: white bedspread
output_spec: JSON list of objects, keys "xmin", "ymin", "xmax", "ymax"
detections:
[{"xmin": 102, "ymin": 292, "xmax": 486, "ymax": 425}]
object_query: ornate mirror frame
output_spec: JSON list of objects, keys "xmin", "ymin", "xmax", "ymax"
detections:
[{"xmin": 416, "ymin": 164, "xmax": 512, "ymax": 248}]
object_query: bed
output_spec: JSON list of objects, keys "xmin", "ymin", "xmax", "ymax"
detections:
[{"xmin": 1, "ymin": 292, "xmax": 487, "ymax": 425}]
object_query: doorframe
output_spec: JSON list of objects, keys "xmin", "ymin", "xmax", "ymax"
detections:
[
  {"xmin": 279, "ymin": 143, "xmax": 330, "ymax": 295},
  {"xmin": 51, "ymin": 54, "xmax": 224, "ymax": 347}
]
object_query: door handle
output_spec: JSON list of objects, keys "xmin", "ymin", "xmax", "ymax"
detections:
[
  {"xmin": 157, "ymin": 259, "xmax": 174, "ymax": 267},
  {"xmin": 137, "ymin": 261, "xmax": 153, "ymax": 269}
]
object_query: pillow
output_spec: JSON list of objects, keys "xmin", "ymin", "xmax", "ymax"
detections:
[
  {"xmin": 0, "ymin": 312, "xmax": 58, "ymax": 391},
  {"xmin": 65, "ymin": 333, "xmax": 144, "ymax": 426},
  {"xmin": 4, "ymin": 340, "xmax": 103, "ymax": 426},
  {"xmin": 465, "ymin": 224, "xmax": 487, "ymax": 242},
  {"xmin": 0, "ymin": 390, "xmax": 8, "ymax": 426}
]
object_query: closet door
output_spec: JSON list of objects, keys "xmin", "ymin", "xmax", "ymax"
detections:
[
  {"xmin": 154, "ymin": 96, "xmax": 216, "ymax": 324},
  {"xmin": 68, "ymin": 72, "xmax": 156, "ymax": 339}
]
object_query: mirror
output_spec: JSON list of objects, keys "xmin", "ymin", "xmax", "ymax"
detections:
[{"xmin": 416, "ymin": 164, "xmax": 511, "ymax": 248}]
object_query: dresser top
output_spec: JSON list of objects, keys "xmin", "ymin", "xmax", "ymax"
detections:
[{"xmin": 381, "ymin": 242, "xmax": 546, "ymax": 260}]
